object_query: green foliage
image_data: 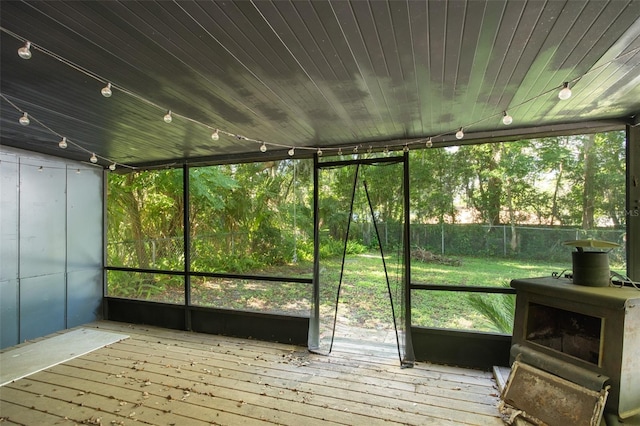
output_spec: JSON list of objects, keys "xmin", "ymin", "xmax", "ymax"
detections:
[
  {"xmin": 467, "ymin": 291, "xmax": 515, "ymax": 333},
  {"xmin": 107, "ymin": 270, "xmax": 182, "ymax": 300},
  {"xmin": 319, "ymin": 238, "xmax": 368, "ymax": 258},
  {"xmin": 106, "ymin": 132, "xmax": 627, "ymax": 308}
]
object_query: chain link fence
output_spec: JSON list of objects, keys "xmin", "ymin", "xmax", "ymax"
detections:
[{"xmin": 351, "ymin": 223, "xmax": 627, "ymax": 266}]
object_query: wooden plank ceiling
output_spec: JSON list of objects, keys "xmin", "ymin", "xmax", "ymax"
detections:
[{"xmin": 1, "ymin": 1, "xmax": 639, "ymax": 169}]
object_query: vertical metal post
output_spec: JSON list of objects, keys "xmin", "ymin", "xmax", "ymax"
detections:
[
  {"xmin": 503, "ymin": 225, "xmax": 507, "ymax": 256},
  {"xmin": 293, "ymin": 160, "xmax": 298, "ymax": 263},
  {"xmin": 627, "ymin": 125, "xmax": 640, "ymax": 281},
  {"xmin": 309, "ymin": 153, "xmax": 320, "ymax": 350},
  {"xmin": 102, "ymin": 169, "xmax": 109, "ymax": 321},
  {"xmin": 183, "ymin": 163, "xmax": 191, "ymax": 330},
  {"xmin": 403, "ymin": 151, "xmax": 415, "ymax": 364}
]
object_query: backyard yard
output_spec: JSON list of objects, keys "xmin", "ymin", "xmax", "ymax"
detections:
[{"xmin": 108, "ymin": 253, "xmax": 587, "ymax": 334}]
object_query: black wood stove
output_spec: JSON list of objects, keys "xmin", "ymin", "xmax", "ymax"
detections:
[{"xmin": 507, "ymin": 277, "xmax": 640, "ymax": 424}]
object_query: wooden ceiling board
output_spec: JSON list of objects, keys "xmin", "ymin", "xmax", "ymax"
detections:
[{"xmin": 1, "ymin": 0, "xmax": 639, "ymax": 168}]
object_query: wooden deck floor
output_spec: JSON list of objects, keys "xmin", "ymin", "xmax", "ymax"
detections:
[{"xmin": 1, "ymin": 321, "xmax": 505, "ymax": 425}]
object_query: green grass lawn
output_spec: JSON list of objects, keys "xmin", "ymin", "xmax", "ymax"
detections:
[
  {"xmin": 109, "ymin": 252, "xmax": 624, "ymax": 334},
  {"xmin": 319, "ymin": 253, "xmax": 570, "ymax": 333}
]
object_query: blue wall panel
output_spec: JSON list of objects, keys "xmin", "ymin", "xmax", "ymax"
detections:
[
  {"xmin": 0, "ymin": 146, "xmax": 104, "ymax": 349},
  {"xmin": 0, "ymin": 280, "xmax": 19, "ymax": 348},
  {"xmin": 0, "ymin": 151, "xmax": 18, "ymax": 282},
  {"xmin": 67, "ymin": 168, "xmax": 102, "ymax": 271},
  {"xmin": 19, "ymin": 159, "xmax": 66, "ymax": 278},
  {"xmin": 20, "ymin": 274, "xmax": 66, "ymax": 341},
  {"xmin": 67, "ymin": 270, "xmax": 102, "ymax": 328}
]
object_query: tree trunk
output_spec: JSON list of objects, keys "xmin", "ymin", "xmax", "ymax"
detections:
[
  {"xmin": 505, "ymin": 177, "xmax": 518, "ymax": 252},
  {"xmin": 486, "ymin": 144, "xmax": 503, "ymax": 226},
  {"xmin": 550, "ymin": 162, "xmax": 563, "ymax": 225},
  {"xmin": 582, "ymin": 134, "xmax": 596, "ymax": 230},
  {"xmin": 124, "ymin": 174, "xmax": 150, "ymax": 268}
]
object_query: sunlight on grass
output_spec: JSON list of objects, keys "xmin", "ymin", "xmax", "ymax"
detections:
[
  {"xmin": 322, "ymin": 253, "xmax": 568, "ymax": 333},
  {"xmin": 164, "ymin": 253, "xmax": 578, "ymax": 334}
]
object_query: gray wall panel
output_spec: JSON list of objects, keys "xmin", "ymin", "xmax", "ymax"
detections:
[
  {"xmin": 67, "ymin": 270, "xmax": 102, "ymax": 328},
  {"xmin": 19, "ymin": 160, "xmax": 66, "ymax": 277},
  {"xmin": 0, "ymin": 146, "xmax": 104, "ymax": 349},
  {"xmin": 0, "ymin": 152, "xmax": 18, "ymax": 281},
  {"xmin": 0, "ymin": 279, "xmax": 19, "ymax": 348},
  {"xmin": 67, "ymin": 168, "xmax": 102, "ymax": 271},
  {"xmin": 20, "ymin": 274, "xmax": 66, "ymax": 341}
]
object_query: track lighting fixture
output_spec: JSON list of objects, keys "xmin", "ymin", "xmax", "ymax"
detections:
[
  {"xmin": 558, "ymin": 82, "xmax": 572, "ymax": 100},
  {"xmin": 426, "ymin": 138, "xmax": 433, "ymax": 148},
  {"xmin": 18, "ymin": 41, "xmax": 32, "ymax": 59},
  {"xmin": 456, "ymin": 128, "xmax": 464, "ymax": 139},
  {"xmin": 502, "ymin": 111, "xmax": 513, "ymax": 125},
  {"xmin": 317, "ymin": 148, "xmax": 323, "ymax": 156},
  {"xmin": 163, "ymin": 110, "xmax": 172, "ymax": 123},
  {"xmin": 260, "ymin": 142, "xmax": 267, "ymax": 152},
  {"xmin": 211, "ymin": 129, "xmax": 219, "ymax": 141},
  {"xmin": 19, "ymin": 112, "xmax": 30, "ymax": 126},
  {"xmin": 109, "ymin": 163, "xmax": 116, "ymax": 171},
  {"xmin": 59, "ymin": 137, "xmax": 67, "ymax": 149},
  {"xmin": 288, "ymin": 147, "xmax": 295, "ymax": 156},
  {"xmin": 90, "ymin": 153, "xmax": 98, "ymax": 163}
]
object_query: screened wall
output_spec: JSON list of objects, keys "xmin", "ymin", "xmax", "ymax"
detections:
[{"xmin": 104, "ymin": 131, "xmax": 634, "ymax": 366}]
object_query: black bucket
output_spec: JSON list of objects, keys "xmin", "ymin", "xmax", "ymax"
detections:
[{"xmin": 571, "ymin": 251, "xmax": 610, "ymax": 287}]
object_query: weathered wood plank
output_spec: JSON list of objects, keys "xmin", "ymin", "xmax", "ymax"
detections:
[
  {"xmin": 1, "ymin": 322, "xmax": 504, "ymax": 426},
  {"xmin": 57, "ymin": 355, "xmax": 442, "ymax": 425},
  {"xmin": 0, "ymin": 399, "xmax": 72, "ymax": 425},
  {"xmin": 78, "ymin": 342, "xmax": 500, "ymax": 416},
  {"xmin": 0, "ymin": 385, "xmax": 133, "ymax": 425}
]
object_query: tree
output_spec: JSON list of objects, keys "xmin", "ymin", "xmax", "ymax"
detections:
[
  {"xmin": 458, "ymin": 144, "xmax": 503, "ymax": 226},
  {"xmin": 581, "ymin": 134, "xmax": 597, "ymax": 229}
]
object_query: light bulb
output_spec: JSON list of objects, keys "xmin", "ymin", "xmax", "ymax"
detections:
[
  {"xmin": 109, "ymin": 163, "xmax": 116, "ymax": 171},
  {"xmin": 383, "ymin": 146, "xmax": 389, "ymax": 155},
  {"xmin": 163, "ymin": 110, "xmax": 172, "ymax": 123},
  {"xmin": 426, "ymin": 138, "xmax": 433, "ymax": 148},
  {"xmin": 211, "ymin": 129, "xmax": 219, "ymax": 141},
  {"xmin": 90, "ymin": 153, "xmax": 98, "ymax": 163},
  {"xmin": 59, "ymin": 137, "xmax": 67, "ymax": 149},
  {"xmin": 403, "ymin": 145, "xmax": 409, "ymax": 152},
  {"xmin": 18, "ymin": 41, "xmax": 32, "ymax": 59},
  {"xmin": 558, "ymin": 82, "xmax": 572, "ymax": 100},
  {"xmin": 38, "ymin": 166, "xmax": 43, "ymax": 172},
  {"xmin": 317, "ymin": 148, "xmax": 323, "ymax": 156},
  {"xmin": 101, "ymin": 82, "xmax": 112, "ymax": 97},
  {"xmin": 502, "ymin": 111, "xmax": 513, "ymax": 125},
  {"xmin": 288, "ymin": 147, "xmax": 295, "ymax": 156},
  {"xmin": 353, "ymin": 146, "xmax": 358, "ymax": 153},
  {"xmin": 260, "ymin": 142, "xmax": 267, "ymax": 152},
  {"xmin": 19, "ymin": 112, "xmax": 30, "ymax": 126},
  {"xmin": 456, "ymin": 128, "xmax": 464, "ymax": 139}
]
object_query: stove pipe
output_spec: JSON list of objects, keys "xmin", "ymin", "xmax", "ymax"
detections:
[{"xmin": 572, "ymin": 251, "xmax": 610, "ymax": 287}]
